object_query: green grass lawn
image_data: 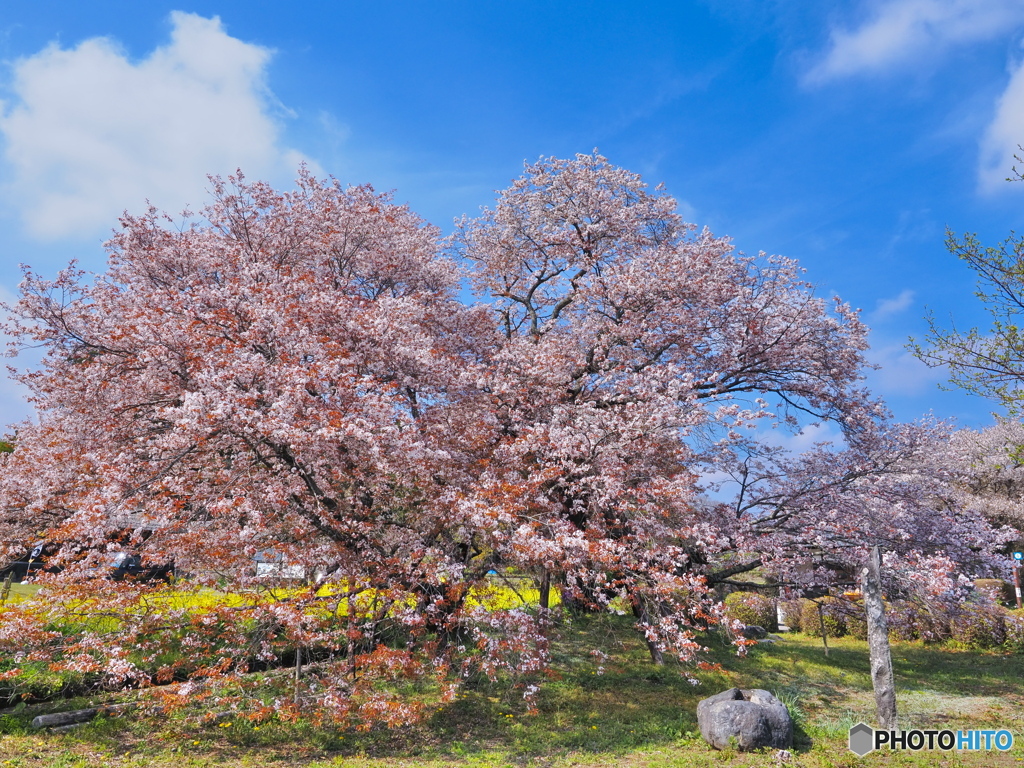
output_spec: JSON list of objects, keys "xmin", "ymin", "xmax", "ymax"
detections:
[
  {"xmin": 1, "ymin": 583, "xmax": 41, "ymax": 602},
  {"xmin": 1, "ymin": 614, "xmax": 1023, "ymax": 767}
]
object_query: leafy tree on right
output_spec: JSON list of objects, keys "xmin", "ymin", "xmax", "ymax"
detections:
[{"xmin": 913, "ymin": 160, "xmax": 1024, "ymax": 414}]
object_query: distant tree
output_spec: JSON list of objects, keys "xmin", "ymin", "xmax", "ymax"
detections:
[
  {"xmin": 945, "ymin": 420, "xmax": 1024, "ymax": 540},
  {"xmin": 705, "ymin": 419, "xmax": 1013, "ymax": 596}
]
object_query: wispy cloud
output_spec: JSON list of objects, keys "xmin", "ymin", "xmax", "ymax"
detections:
[
  {"xmin": 805, "ymin": 0, "xmax": 1024, "ymax": 84},
  {"xmin": 979, "ymin": 53, "xmax": 1024, "ymax": 193},
  {"xmin": 870, "ymin": 289, "xmax": 916, "ymax": 323},
  {"xmin": 0, "ymin": 12, "xmax": 313, "ymax": 241},
  {"xmin": 866, "ymin": 339, "xmax": 945, "ymax": 396}
]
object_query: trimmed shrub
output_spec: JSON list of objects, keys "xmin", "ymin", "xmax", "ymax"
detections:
[
  {"xmin": 886, "ymin": 600, "xmax": 954, "ymax": 643},
  {"xmin": 887, "ymin": 600, "xmax": 921, "ymax": 642},
  {"xmin": 1004, "ymin": 611, "xmax": 1024, "ymax": 653},
  {"xmin": 779, "ymin": 599, "xmax": 803, "ymax": 631},
  {"xmin": 839, "ymin": 600, "xmax": 868, "ymax": 640},
  {"xmin": 723, "ymin": 591, "xmax": 777, "ymax": 631},
  {"xmin": 800, "ymin": 597, "xmax": 846, "ymax": 638},
  {"xmin": 974, "ymin": 579, "xmax": 1015, "ymax": 607},
  {"xmin": 950, "ymin": 604, "xmax": 1007, "ymax": 649}
]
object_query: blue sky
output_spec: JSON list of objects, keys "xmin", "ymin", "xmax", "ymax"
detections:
[{"xmin": 1, "ymin": 0, "xmax": 1023, "ymax": 434}]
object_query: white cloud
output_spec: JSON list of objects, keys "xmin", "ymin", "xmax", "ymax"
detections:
[
  {"xmin": 979, "ymin": 54, "xmax": 1024, "ymax": 193},
  {"xmin": 869, "ymin": 289, "xmax": 915, "ymax": 323},
  {"xmin": 0, "ymin": 12, "xmax": 312, "ymax": 240},
  {"xmin": 806, "ymin": 0, "xmax": 1024, "ymax": 84}
]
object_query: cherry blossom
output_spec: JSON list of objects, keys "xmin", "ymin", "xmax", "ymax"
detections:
[{"xmin": 0, "ymin": 156, "xmax": 1009, "ymax": 719}]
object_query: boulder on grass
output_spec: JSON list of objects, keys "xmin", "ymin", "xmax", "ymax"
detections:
[
  {"xmin": 739, "ymin": 624, "xmax": 769, "ymax": 639},
  {"xmin": 697, "ymin": 687, "xmax": 793, "ymax": 751}
]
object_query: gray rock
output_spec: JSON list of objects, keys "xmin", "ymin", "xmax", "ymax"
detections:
[
  {"xmin": 740, "ymin": 624, "xmax": 769, "ymax": 639},
  {"xmin": 697, "ymin": 687, "xmax": 794, "ymax": 751}
]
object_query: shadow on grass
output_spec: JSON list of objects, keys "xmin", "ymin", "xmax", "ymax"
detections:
[
  {"xmin": 749, "ymin": 633, "xmax": 1024, "ymax": 698},
  {"xmin": 11, "ymin": 616, "xmax": 1024, "ymax": 764},
  {"xmin": 416, "ymin": 613, "xmax": 729, "ymax": 758}
]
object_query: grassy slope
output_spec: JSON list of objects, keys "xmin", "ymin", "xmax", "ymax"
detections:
[{"xmin": 1, "ymin": 613, "xmax": 1022, "ymax": 767}]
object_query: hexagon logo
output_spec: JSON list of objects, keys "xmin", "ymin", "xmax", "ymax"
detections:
[{"xmin": 849, "ymin": 722, "xmax": 874, "ymax": 756}]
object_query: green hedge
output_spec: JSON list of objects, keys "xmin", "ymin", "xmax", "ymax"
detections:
[
  {"xmin": 800, "ymin": 597, "xmax": 846, "ymax": 638},
  {"xmin": 950, "ymin": 604, "xmax": 1007, "ymax": 649},
  {"xmin": 779, "ymin": 599, "xmax": 803, "ymax": 631},
  {"xmin": 723, "ymin": 591, "xmax": 777, "ymax": 631},
  {"xmin": 974, "ymin": 579, "xmax": 1016, "ymax": 607}
]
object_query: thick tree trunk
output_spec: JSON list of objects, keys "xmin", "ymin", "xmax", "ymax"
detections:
[
  {"xmin": 631, "ymin": 601, "xmax": 664, "ymax": 665},
  {"xmin": 539, "ymin": 570, "xmax": 551, "ymax": 636},
  {"xmin": 862, "ymin": 545, "xmax": 897, "ymax": 729}
]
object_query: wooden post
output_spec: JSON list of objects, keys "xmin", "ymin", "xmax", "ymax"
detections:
[
  {"xmin": 1011, "ymin": 561, "xmax": 1019, "ymax": 610},
  {"xmin": 0, "ymin": 571, "xmax": 11, "ymax": 604},
  {"xmin": 293, "ymin": 645, "xmax": 303, "ymax": 709},
  {"xmin": 539, "ymin": 570, "xmax": 551, "ymax": 636},
  {"xmin": 31, "ymin": 703, "xmax": 135, "ymax": 729},
  {"xmin": 346, "ymin": 590, "xmax": 355, "ymax": 675},
  {"xmin": 816, "ymin": 602, "xmax": 829, "ymax": 657},
  {"xmin": 862, "ymin": 545, "xmax": 897, "ymax": 729}
]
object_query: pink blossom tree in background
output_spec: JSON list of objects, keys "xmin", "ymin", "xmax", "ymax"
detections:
[
  {"xmin": 453, "ymin": 155, "xmax": 1011, "ymax": 653},
  {"xmin": 704, "ymin": 419, "xmax": 1014, "ymax": 598},
  {"xmin": 0, "ymin": 155, "xmax": 1011, "ymax": 721},
  {"xmin": 945, "ymin": 419, "xmax": 1024, "ymax": 540}
]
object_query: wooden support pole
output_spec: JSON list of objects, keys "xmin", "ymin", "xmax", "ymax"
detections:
[
  {"xmin": 293, "ymin": 645, "xmax": 303, "ymax": 709},
  {"xmin": 816, "ymin": 602, "xmax": 829, "ymax": 657},
  {"xmin": 1011, "ymin": 561, "xmax": 1019, "ymax": 610},
  {"xmin": 31, "ymin": 703, "xmax": 135, "ymax": 729},
  {"xmin": 862, "ymin": 545, "xmax": 896, "ymax": 729}
]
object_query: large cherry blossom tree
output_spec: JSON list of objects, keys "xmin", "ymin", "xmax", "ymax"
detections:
[
  {"xmin": 0, "ymin": 172, "xmax": 508, "ymax": 723},
  {"xmin": 0, "ymin": 155, "xmax": 1008, "ymax": 721},
  {"xmin": 453, "ymin": 153, "xmax": 890, "ymax": 661}
]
